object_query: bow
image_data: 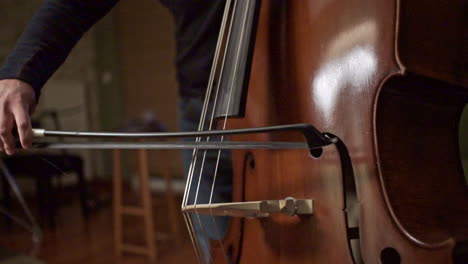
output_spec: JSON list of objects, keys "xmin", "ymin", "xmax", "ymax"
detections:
[{"xmin": 1, "ymin": 123, "xmax": 335, "ymax": 258}]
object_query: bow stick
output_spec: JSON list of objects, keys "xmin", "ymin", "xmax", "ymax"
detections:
[
  {"xmin": 30, "ymin": 123, "xmax": 336, "ymax": 151},
  {"xmin": 1, "ymin": 123, "xmax": 335, "ymax": 256}
]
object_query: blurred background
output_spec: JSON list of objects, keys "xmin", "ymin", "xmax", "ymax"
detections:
[
  {"xmin": 0, "ymin": 0, "xmax": 182, "ymax": 181},
  {"xmin": 0, "ymin": 0, "xmax": 193, "ymax": 263},
  {"xmin": 0, "ymin": 0, "xmax": 467, "ymax": 264}
]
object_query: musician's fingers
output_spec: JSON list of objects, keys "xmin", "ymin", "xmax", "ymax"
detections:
[
  {"xmin": 0, "ymin": 112, "xmax": 16, "ymax": 155},
  {"xmin": 12, "ymin": 105, "xmax": 33, "ymax": 149},
  {"xmin": 0, "ymin": 79, "xmax": 36, "ymax": 155},
  {"xmin": 0, "ymin": 110, "xmax": 4, "ymax": 153}
]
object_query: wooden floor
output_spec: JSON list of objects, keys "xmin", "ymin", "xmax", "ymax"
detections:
[{"xmin": 0, "ymin": 185, "xmax": 197, "ymax": 264}]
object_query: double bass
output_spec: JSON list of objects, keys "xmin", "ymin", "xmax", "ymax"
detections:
[
  {"xmin": 184, "ymin": 0, "xmax": 468, "ymax": 263},
  {"xmin": 8, "ymin": 0, "xmax": 466, "ymax": 263}
]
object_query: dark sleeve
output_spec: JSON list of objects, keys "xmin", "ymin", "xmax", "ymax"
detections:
[{"xmin": 0, "ymin": 0, "xmax": 119, "ymax": 100}]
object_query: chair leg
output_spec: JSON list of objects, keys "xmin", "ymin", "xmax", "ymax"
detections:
[
  {"xmin": 1, "ymin": 174, "xmax": 12, "ymax": 228},
  {"xmin": 113, "ymin": 149, "xmax": 123, "ymax": 261},
  {"xmin": 36, "ymin": 176, "xmax": 46, "ymax": 227},
  {"xmin": 113, "ymin": 149, "xmax": 158, "ymax": 262},
  {"xmin": 161, "ymin": 149, "xmax": 181, "ymax": 242},
  {"xmin": 36, "ymin": 174, "xmax": 56, "ymax": 229},
  {"xmin": 45, "ymin": 175, "xmax": 56, "ymax": 229},
  {"xmin": 137, "ymin": 149, "xmax": 157, "ymax": 261},
  {"xmin": 76, "ymin": 164, "xmax": 89, "ymax": 218}
]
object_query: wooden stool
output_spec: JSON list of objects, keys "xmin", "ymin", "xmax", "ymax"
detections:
[{"xmin": 112, "ymin": 148, "xmax": 180, "ymax": 263}]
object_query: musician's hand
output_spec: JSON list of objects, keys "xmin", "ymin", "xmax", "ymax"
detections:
[{"xmin": 0, "ymin": 79, "xmax": 36, "ymax": 155}]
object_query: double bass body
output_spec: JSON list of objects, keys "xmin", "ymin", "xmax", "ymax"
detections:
[{"xmin": 210, "ymin": 0, "xmax": 467, "ymax": 263}]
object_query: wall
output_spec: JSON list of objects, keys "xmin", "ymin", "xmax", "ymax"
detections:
[
  {"xmin": 116, "ymin": 0, "xmax": 183, "ymax": 178},
  {"xmin": 0, "ymin": 0, "xmax": 185, "ymax": 181}
]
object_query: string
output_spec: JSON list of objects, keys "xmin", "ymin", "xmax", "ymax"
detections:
[
  {"xmin": 207, "ymin": 1, "xmax": 253, "ymax": 262},
  {"xmin": 190, "ymin": 1, "xmax": 238, "ymax": 260},
  {"xmin": 191, "ymin": 11, "xmax": 236, "ymax": 262},
  {"xmin": 209, "ymin": 0, "xmax": 252, "ymax": 206},
  {"xmin": 195, "ymin": 0, "xmax": 244, "ymax": 259},
  {"xmin": 181, "ymin": 0, "xmax": 235, "ymax": 262},
  {"xmin": 191, "ymin": 0, "xmax": 254, "ymax": 262}
]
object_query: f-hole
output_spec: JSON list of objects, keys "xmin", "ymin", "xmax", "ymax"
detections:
[{"xmin": 380, "ymin": 247, "xmax": 401, "ymax": 264}]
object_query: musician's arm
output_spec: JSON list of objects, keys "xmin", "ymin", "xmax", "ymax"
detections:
[{"xmin": 0, "ymin": 0, "xmax": 118, "ymax": 154}]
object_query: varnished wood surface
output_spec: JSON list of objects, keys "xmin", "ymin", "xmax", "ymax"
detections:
[
  {"xmin": 213, "ymin": 0, "xmax": 467, "ymax": 263},
  {"xmin": 0, "ymin": 189, "xmax": 196, "ymax": 264},
  {"xmin": 219, "ymin": 0, "xmax": 400, "ymax": 263},
  {"xmin": 398, "ymin": 0, "xmax": 467, "ymax": 86}
]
